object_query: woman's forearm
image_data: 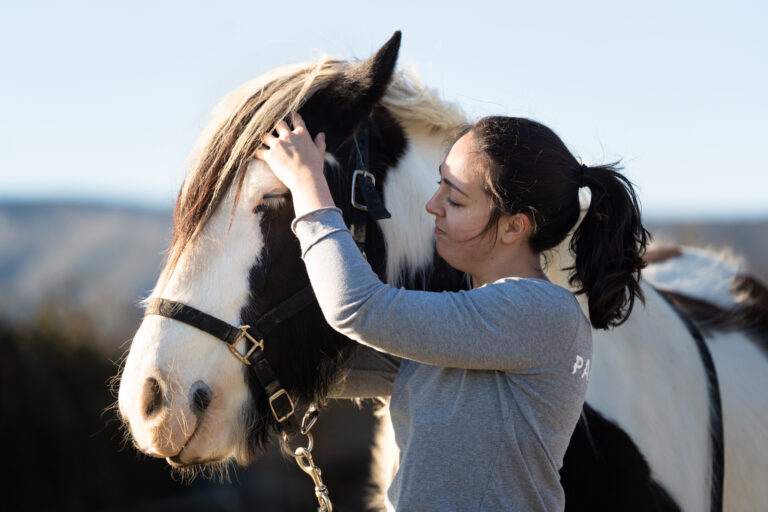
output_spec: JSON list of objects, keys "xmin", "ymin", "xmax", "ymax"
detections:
[{"xmin": 289, "ymin": 173, "xmax": 337, "ymax": 219}]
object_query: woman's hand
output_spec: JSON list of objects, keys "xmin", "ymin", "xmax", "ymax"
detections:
[
  {"xmin": 255, "ymin": 112, "xmax": 336, "ymax": 216},
  {"xmin": 255, "ymin": 113, "xmax": 326, "ymax": 191}
]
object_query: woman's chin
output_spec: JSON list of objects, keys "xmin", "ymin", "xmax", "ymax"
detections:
[{"xmin": 435, "ymin": 246, "xmax": 465, "ymax": 274}]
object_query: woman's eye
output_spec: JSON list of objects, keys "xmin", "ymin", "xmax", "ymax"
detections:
[{"xmin": 435, "ymin": 178, "xmax": 462, "ymax": 207}]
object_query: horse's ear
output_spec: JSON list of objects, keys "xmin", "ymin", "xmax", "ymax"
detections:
[
  {"xmin": 340, "ymin": 30, "xmax": 401, "ymax": 111},
  {"xmin": 299, "ymin": 31, "xmax": 402, "ymax": 150}
]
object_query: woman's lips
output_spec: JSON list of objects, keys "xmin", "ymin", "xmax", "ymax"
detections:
[{"xmin": 434, "ymin": 225, "xmax": 445, "ymax": 236}]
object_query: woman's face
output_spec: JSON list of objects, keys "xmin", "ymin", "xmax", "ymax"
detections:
[{"xmin": 425, "ymin": 131, "xmax": 497, "ymax": 273}]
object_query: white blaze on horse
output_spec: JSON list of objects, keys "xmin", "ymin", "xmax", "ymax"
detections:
[{"xmin": 117, "ymin": 33, "xmax": 768, "ymax": 511}]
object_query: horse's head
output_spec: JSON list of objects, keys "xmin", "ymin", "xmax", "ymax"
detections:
[{"xmin": 117, "ymin": 33, "xmax": 408, "ymax": 468}]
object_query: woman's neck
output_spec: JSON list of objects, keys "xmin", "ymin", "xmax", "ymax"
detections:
[{"xmin": 470, "ymin": 249, "xmax": 547, "ymax": 288}]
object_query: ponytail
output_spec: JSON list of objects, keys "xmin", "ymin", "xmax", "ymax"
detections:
[{"xmin": 568, "ymin": 163, "xmax": 651, "ymax": 329}]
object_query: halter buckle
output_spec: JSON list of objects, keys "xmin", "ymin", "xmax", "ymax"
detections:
[
  {"xmin": 228, "ymin": 325, "xmax": 264, "ymax": 365},
  {"xmin": 269, "ymin": 389, "xmax": 295, "ymax": 423},
  {"xmin": 351, "ymin": 170, "xmax": 376, "ymax": 211}
]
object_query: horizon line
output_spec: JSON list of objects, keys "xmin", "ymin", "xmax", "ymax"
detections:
[{"xmin": 1, "ymin": 194, "xmax": 766, "ymax": 224}]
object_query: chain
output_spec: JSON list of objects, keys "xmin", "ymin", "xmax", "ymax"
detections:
[{"xmin": 283, "ymin": 409, "xmax": 332, "ymax": 512}]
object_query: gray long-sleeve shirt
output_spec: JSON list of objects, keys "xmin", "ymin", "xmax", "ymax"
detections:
[{"xmin": 293, "ymin": 208, "xmax": 592, "ymax": 511}]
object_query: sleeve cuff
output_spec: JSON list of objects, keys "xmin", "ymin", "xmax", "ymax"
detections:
[{"xmin": 291, "ymin": 207, "xmax": 350, "ymax": 258}]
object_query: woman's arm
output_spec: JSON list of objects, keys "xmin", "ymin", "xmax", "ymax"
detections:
[{"xmin": 293, "ymin": 208, "xmax": 581, "ymax": 371}]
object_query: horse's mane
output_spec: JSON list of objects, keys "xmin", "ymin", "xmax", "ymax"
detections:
[
  {"xmin": 380, "ymin": 65, "xmax": 466, "ymax": 135},
  {"xmin": 165, "ymin": 58, "xmax": 465, "ymax": 274}
]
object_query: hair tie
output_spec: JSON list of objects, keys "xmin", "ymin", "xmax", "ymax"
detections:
[{"xmin": 575, "ymin": 163, "xmax": 588, "ymax": 187}]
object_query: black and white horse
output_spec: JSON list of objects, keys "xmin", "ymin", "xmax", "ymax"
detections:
[{"xmin": 117, "ymin": 33, "xmax": 768, "ymax": 511}]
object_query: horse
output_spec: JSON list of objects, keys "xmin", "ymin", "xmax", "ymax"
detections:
[{"xmin": 117, "ymin": 32, "xmax": 768, "ymax": 511}]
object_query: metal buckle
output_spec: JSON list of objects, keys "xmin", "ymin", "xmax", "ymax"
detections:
[
  {"xmin": 351, "ymin": 169, "xmax": 375, "ymax": 212},
  {"xmin": 269, "ymin": 389, "xmax": 295, "ymax": 423},
  {"xmin": 227, "ymin": 325, "xmax": 264, "ymax": 366}
]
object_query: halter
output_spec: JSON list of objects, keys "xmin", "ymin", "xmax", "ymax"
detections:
[
  {"xmin": 144, "ymin": 287, "xmax": 314, "ymax": 436},
  {"xmin": 145, "ymin": 290, "xmax": 333, "ymax": 510},
  {"xmin": 144, "ymin": 122, "xmax": 390, "ymax": 512}
]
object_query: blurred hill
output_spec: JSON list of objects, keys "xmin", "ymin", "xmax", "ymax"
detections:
[{"xmin": 0, "ymin": 201, "xmax": 171, "ymax": 352}]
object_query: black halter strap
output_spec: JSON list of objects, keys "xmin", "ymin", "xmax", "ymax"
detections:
[
  {"xmin": 145, "ymin": 286, "xmax": 316, "ymax": 437},
  {"xmin": 350, "ymin": 120, "xmax": 391, "ymax": 251}
]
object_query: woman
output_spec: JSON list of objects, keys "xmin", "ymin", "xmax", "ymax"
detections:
[{"xmin": 257, "ymin": 114, "xmax": 649, "ymax": 511}]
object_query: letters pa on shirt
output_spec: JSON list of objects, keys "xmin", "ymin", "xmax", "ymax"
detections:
[{"xmin": 572, "ymin": 355, "xmax": 590, "ymax": 380}]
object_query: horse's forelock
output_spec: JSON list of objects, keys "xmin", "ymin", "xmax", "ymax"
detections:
[{"xmin": 162, "ymin": 59, "xmax": 348, "ymax": 277}]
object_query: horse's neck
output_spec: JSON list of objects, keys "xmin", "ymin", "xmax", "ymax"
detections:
[{"xmin": 379, "ymin": 131, "xmax": 451, "ymax": 287}]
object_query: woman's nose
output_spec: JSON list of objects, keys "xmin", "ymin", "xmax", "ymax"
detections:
[{"xmin": 425, "ymin": 192, "xmax": 442, "ymax": 216}]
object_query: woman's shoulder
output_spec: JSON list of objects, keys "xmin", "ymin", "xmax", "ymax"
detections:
[
  {"xmin": 479, "ymin": 277, "xmax": 587, "ymax": 329},
  {"xmin": 462, "ymin": 277, "xmax": 590, "ymax": 370},
  {"xmin": 490, "ymin": 277, "xmax": 580, "ymax": 306}
]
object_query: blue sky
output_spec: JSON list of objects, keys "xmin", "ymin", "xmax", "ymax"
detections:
[{"xmin": 1, "ymin": 0, "xmax": 766, "ymax": 220}]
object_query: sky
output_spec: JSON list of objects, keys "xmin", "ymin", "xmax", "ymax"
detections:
[{"xmin": 1, "ymin": 0, "xmax": 766, "ymax": 220}]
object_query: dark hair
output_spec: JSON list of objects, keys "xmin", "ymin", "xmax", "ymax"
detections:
[{"xmin": 470, "ymin": 116, "xmax": 650, "ymax": 330}]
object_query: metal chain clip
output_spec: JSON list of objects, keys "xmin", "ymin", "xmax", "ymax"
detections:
[{"xmin": 283, "ymin": 409, "xmax": 332, "ymax": 512}]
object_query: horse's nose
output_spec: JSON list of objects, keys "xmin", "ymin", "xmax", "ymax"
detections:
[
  {"xmin": 189, "ymin": 381, "xmax": 213, "ymax": 417},
  {"xmin": 141, "ymin": 377, "xmax": 164, "ymax": 420}
]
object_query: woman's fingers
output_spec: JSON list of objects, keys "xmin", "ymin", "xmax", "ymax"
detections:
[
  {"xmin": 292, "ymin": 112, "xmax": 307, "ymax": 131},
  {"xmin": 256, "ymin": 116, "xmax": 322, "ymax": 171},
  {"xmin": 275, "ymin": 120, "xmax": 291, "ymax": 136},
  {"xmin": 262, "ymin": 133, "xmax": 278, "ymax": 147}
]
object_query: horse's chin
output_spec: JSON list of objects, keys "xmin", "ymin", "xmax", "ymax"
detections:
[
  {"xmin": 165, "ymin": 436, "xmax": 247, "ymax": 469},
  {"xmin": 164, "ymin": 453, "xmax": 243, "ymax": 483},
  {"xmin": 164, "ymin": 435, "xmax": 248, "ymax": 469},
  {"xmin": 166, "ymin": 454, "xmax": 227, "ymax": 468}
]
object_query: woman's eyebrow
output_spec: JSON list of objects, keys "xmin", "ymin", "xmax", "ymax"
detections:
[{"xmin": 438, "ymin": 164, "xmax": 470, "ymax": 198}]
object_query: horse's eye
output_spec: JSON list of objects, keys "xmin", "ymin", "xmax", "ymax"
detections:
[{"xmin": 253, "ymin": 194, "xmax": 288, "ymax": 214}]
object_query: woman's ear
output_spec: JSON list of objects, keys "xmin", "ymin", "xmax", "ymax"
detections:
[{"xmin": 499, "ymin": 213, "xmax": 531, "ymax": 245}]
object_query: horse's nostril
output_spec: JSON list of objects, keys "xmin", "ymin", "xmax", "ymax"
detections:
[
  {"xmin": 142, "ymin": 377, "xmax": 164, "ymax": 419},
  {"xmin": 190, "ymin": 381, "xmax": 212, "ymax": 417}
]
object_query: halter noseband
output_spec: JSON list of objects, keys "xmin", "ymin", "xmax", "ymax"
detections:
[{"xmin": 145, "ymin": 286, "xmax": 315, "ymax": 437}]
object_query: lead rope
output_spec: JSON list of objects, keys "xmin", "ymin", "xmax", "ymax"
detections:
[{"xmin": 283, "ymin": 409, "xmax": 333, "ymax": 512}]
